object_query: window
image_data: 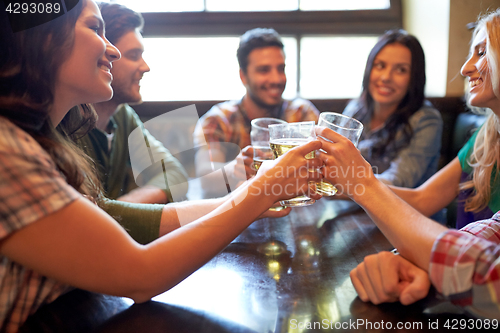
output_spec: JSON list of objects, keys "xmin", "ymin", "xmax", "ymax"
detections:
[
  {"xmin": 105, "ymin": 0, "xmax": 401, "ymax": 101},
  {"xmin": 109, "ymin": 0, "xmax": 390, "ymax": 13},
  {"xmin": 300, "ymin": 36, "xmax": 378, "ymax": 99},
  {"xmin": 300, "ymin": 0, "xmax": 390, "ymax": 11},
  {"xmin": 141, "ymin": 37, "xmax": 297, "ymax": 101},
  {"xmin": 114, "ymin": 0, "xmax": 204, "ymax": 12}
]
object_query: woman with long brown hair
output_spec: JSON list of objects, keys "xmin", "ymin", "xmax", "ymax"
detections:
[
  {"xmin": 0, "ymin": 1, "xmax": 321, "ymax": 330},
  {"xmin": 343, "ymin": 29, "xmax": 443, "ymax": 188}
]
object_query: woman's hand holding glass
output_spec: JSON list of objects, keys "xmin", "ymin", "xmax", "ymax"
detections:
[
  {"xmin": 316, "ymin": 112, "xmax": 364, "ymax": 196},
  {"xmin": 253, "ymin": 139, "xmax": 323, "ymax": 206},
  {"xmin": 268, "ymin": 121, "xmax": 322, "ymax": 207},
  {"xmin": 315, "ymin": 126, "xmax": 375, "ymax": 200}
]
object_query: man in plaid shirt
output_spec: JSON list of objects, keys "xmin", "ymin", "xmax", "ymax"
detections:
[{"xmin": 193, "ymin": 28, "xmax": 319, "ymax": 196}]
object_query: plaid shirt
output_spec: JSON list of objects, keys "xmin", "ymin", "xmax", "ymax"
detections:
[
  {"xmin": 193, "ymin": 98, "xmax": 319, "ymax": 159},
  {"xmin": 0, "ymin": 117, "xmax": 80, "ymax": 332},
  {"xmin": 429, "ymin": 211, "xmax": 500, "ymax": 319}
]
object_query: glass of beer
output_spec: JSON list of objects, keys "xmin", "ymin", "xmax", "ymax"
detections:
[
  {"xmin": 268, "ymin": 121, "xmax": 317, "ymax": 207},
  {"xmin": 250, "ymin": 118, "xmax": 287, "ymax": 171},
  {"xmin": 251, "ymin": 118, "xmax": 288, "ymax": 211},
  {"xmin": 316, "ymin": 112, "xmax": 363, "ymax": 195}
]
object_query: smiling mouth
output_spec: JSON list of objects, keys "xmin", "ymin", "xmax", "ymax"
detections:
[
  {"xmin": 375, "ymin": 85, "xmax": 395, "ymax": 95},
  {"xmin": 263, "ymin": 84, "xmax": 284, "ymax": 96},
  {"xmin": 470, "ymin": 78, "xmax": 482, "ymax": 88},
  {"xmin": 98, "ymin": 59, "xmax": 112, "ymax": 72},
  {"xmin": 99, "ymin": 65, "xmax": 110, "ymax": 73},
  {"xmin": 267, "ymin": 87, "xmax": 282, "ymax": 95}
]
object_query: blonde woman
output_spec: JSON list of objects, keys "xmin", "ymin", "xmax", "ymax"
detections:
[{"xmin": 318, "ymin": 9, "xmax": 500, "ymax": 319}]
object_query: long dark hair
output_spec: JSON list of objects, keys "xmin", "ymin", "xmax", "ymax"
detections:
[
  {"xmin": 0, "ymin": 0, "xmax": 101, "ymax": 198},
  {"xmin": 357, "ymin": 29, "xmax": 426, "ymax": 157}
]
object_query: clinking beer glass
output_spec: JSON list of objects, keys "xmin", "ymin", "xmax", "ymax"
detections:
[
  {"xmin": 316, "ymin": 112, "xmax": 363, "ymax": 196},
  {"xmin": 268, "ymin": 121, "xmax": 317, "ymax": 207},
  {"xmin": 250, "ymin": 117, "xmax": 288, "ymax": 211},
  {"xmin": 250, "ymin": 117, "xmax": 287, "ymax": 171}
]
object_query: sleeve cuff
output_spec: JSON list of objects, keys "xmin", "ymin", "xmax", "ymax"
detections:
[
  {"xmin": 99, "ymin": 199, "xmax": 163, "ymax": 244},
  {"xmin": 429, "ymin": 229, "xmax": 494, "ymax": 297}
]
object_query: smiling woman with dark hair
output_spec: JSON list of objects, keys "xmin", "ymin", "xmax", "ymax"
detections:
[{"xmin": 343, "ymin": 29, "xmax": 443, "ymax": 188}]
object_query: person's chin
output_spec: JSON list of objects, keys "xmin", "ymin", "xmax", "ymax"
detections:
[
  {"xmin": 127, "ymin": 98, "xmax": 143, "ymax": 106},
  {"xmin": 373, "ymin": 94, "xmax": 399, "ymax": 106},
  {"xmin": 92, "ymin": 92, "xmax": 114, "ymax": 104},
  {"xmin": 125, "ymin": 91, "xmax": 143, "ymax": 105},
  {"xmin": 127, "ymin": 98, "xmax": 142, "ymax": 105},
  {"xmin": 469, "ymin": 98, "xmax": 488, "ymax": 109},
  {"xmin": 265, "ymin": 95, "xmax": 283, "ymax": 106}
]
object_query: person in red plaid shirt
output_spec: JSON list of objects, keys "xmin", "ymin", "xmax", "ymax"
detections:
[{"xmin": 317, "ymin": 9, "xmax": 500, "ymax": 319}]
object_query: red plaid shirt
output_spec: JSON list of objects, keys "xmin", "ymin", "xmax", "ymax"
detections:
[{"xmin": 429, "ymin": 211, "xmax": 500, "ymax": 319}]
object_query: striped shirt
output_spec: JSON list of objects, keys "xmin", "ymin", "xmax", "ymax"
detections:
[
  {"xmin": 0, "ymin": 117, "xmax": 80, "ymax": 331},
  {"xmin": 429, "ymin": 211, "xmax": 500, "ymax": 319}
]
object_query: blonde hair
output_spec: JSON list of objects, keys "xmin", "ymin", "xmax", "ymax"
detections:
[{"xmin": 460, "ymin": 9, "xmax": 500, "ymax": 212}]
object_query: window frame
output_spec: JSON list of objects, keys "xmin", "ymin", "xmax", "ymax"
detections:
[{"xmin": 141, "ymin": 0, "xmax": 402, "ymax": 36}]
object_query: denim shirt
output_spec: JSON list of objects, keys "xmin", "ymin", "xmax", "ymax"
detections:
[{"xmin": 343, "ymin": 99, "xmax": 443, "ymax": 188}]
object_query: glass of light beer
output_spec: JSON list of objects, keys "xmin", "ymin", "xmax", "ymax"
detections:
[
  {"xmin": 251, "ymin": 117, "xmax": 288, "ymax": 211},
  {"xmin": 316, "ymin": 112, "xmax": 363, "ymax": 195},
  {"xmin": 268, "ymin": 121, "xmax": 317, "ymax": 207},
  {"xmin": 250, "ymin": 118, "xmax": 287, "ymax": 171}
]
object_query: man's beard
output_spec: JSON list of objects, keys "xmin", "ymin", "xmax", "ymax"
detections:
[
  {"xmin": 247, "ymin": 87, "xmax": 283, "ymax": 114},
  {"xmin": 111, "ymin": 84, "xmax": 142, "ymax": 106}
]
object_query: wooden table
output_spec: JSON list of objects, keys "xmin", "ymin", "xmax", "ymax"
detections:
[{"xmin": 20, "ymin": 199, "xmax": 473, "ymax": 333}]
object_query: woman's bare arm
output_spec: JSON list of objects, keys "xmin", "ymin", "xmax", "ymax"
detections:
[
  {"xmin": 388, "ymin": 157, "xmax": 462, "ymax": 216},
  {"xmin": 0, "ymin": 140, "xmax": 322, "ymax": 303}
]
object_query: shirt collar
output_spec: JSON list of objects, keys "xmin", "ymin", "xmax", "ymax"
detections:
[{"xmin": 237, "ymin": 98, "xmax": 287, "ymax": 124}]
